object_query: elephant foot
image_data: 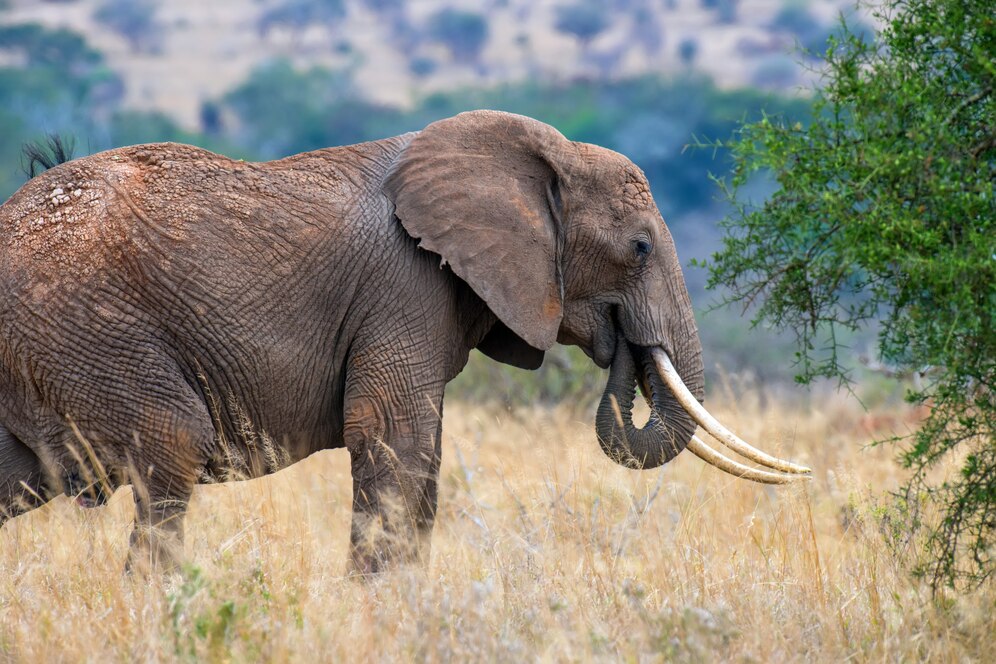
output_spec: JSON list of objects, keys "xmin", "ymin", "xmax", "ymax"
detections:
[
  {"xmin": 347, "ymin": 507, "xmax": 432, "ymax": 577},
  {"xmin": 126, "ymin": 523, "xmax": 185, "ymax": 574}
]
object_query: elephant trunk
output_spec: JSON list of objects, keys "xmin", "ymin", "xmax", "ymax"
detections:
[
  {"xmin": 595, "ymin": 334, "xmax": 702, "ymax": 469},
  {"xmin": 594, "ymin": 333, "xmax": 813, "ymax": 482}
]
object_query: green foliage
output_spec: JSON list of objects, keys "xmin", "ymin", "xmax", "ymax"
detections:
[
  {"xmin": 554, "ymin": 1, "xmax": 609, "ymax": 47},
  {"xmin": 166, "ymin": 564, "xmax": 269, "ymax": 660},
  {"xmin": 703, "ymin": 0, "xmax": 995, "ymax": 589},
  {"xmin": 426, "ymin": 8, "xmax": 489, "ymax": 62}
]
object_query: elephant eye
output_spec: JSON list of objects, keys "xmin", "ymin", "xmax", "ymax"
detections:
[{"xmin": 634, "ymin": 238, "xmax": 652, "ymax": 260}]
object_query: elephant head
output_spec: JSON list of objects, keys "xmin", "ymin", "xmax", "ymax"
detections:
[{"xmin": 386, "ymin": 110, "xmax": 809, "ymax": 482}]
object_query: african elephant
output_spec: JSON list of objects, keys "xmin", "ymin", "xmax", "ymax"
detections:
[{"xmin": 0, "ymin": 111, "xmax": 809, "ymax": 572}]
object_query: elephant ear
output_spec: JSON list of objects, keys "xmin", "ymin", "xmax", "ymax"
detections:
[{"xmin": 384, "ymin": 110, "xmax": 570, "ymax": 351}]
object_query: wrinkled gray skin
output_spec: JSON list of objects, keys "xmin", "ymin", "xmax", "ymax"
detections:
[{"xmin": 0, "ymin": 111, "xmax": 703, "ymax": 572}]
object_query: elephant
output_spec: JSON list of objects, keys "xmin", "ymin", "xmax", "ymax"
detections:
[{"xmin": 0, "ymin": 110, "xmax": 809, "ymax": 572}]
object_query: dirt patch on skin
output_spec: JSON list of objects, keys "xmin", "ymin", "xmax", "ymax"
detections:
[
  {"xmin": 2, "ymin": 163, "xmax": 112, "ymax": 276},
  {"xmin": 2, "ymin": 146, "xmax": 199, "ymax": 278}
]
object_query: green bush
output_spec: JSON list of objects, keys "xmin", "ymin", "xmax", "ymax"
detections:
[{"xmin": 702, "ymin": 0, "xmax": 995, "ymax": 589}]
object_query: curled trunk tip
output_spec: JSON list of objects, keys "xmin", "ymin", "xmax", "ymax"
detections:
[{"xmin": 595, "ymin": 338, "xmax": 696, "ymax": 469}]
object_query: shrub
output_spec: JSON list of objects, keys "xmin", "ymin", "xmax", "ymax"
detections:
[{"xmin": 703, "ymin": 0, "xmax": 996, "ymax": 589}]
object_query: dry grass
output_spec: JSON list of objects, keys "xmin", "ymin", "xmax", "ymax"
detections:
[{"xmin": 1, "ymin": 385, "xmax": 993, "ymax": 662}]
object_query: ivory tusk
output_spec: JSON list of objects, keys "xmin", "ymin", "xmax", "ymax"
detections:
[
  {"xmin": 686, "ymin": 436, "xmax": 807, "ymax": 484},
  {"xmin": 650, "ymin": 348, "xmax": 812, "ymax": 475}
]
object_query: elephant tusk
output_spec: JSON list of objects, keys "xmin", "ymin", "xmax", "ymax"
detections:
[
  {"xmin": 686, "ymin": 435, "xmax": 807, "ymax": 484},
  {"xmin": 650, "ymin": 348, "xmax": 812, "ymax": 475}
]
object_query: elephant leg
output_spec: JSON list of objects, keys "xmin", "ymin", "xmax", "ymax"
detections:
[
  {"xmin": 57, "ymin": 369, "xmax": 214, "ymax": 573},
  {"xmin": 414, "ymin": 413, "xmax": 444, "ymax": 561},
  {"xmin": 343, "ymin": 374, "xmax": 445, "ymax": 574},
  {"xmin": 127, "ymin": 470, "xmax": 196, "ymax": 573},
  {"xmin": 0, "ymin": 425, "xmax": 51, "ymax": 525},
  {"xmin": 122, "ymin": 406, "xmax": 213, "ymax": 573}
]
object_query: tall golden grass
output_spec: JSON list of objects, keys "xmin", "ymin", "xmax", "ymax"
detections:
[{"xmin": 1, "ymin": 382, "xmax": 993, "ymax": 662}]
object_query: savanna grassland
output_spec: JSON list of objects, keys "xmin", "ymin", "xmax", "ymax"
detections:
[{"xmin": 1, "ymin": 383, "xmax": 993, "ymax": 662}]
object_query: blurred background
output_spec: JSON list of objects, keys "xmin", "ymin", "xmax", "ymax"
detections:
[{"xmin": 0, "ymin": 0, "xmax": 882, "ymax": 408}]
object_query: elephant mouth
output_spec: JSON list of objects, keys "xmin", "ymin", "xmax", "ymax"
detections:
[{"xmin": 595, "ymin": 339, "xmax": 812, "ymax": 484}]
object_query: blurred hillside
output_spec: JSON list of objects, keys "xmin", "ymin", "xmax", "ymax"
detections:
[{"xmin": 1, "ymin": 0, "xmax": 873, "ymax": 127}]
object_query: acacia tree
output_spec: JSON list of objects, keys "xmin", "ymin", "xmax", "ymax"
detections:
[{"xmin": 703, "ymin": 0, "xmax": 994, "ymax": 589}]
